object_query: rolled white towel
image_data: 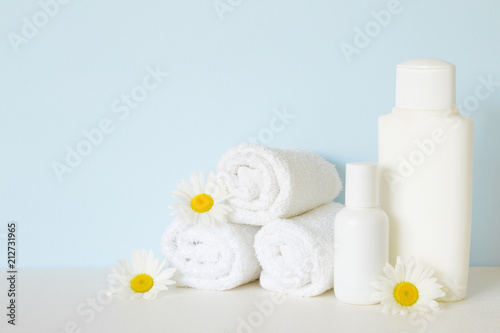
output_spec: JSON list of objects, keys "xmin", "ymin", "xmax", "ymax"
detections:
[
  {"xmin": 161, "ymin": 218, "xmax": 261, "ymax": 291},
  {"xmin": 254, "ymin": 202, "xmax": 344, "ymax": 297},
  {"xmin": 217, "ymin": 143, "xmax": 342, "ymax": 226}
]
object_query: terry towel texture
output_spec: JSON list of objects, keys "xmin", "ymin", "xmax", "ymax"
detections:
[
  {"xmin": 161, "ymin": 218, "xmax": 261, "ymax": 291},
  {"xmin": 217, "ymin": 143, "xmax": 342, "ymax": 226},
  {"xmin": 254, "ymin": 202, "xmax": 344, "ymax": 297}
]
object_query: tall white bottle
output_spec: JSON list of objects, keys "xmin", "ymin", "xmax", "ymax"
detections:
[
  {"xmin": 378, "ymin": 58, "xmax": 473, "ymax": 301},
  {"xmin": 334, "ymin": 162, "xmax": 389, "ymax": 305}
]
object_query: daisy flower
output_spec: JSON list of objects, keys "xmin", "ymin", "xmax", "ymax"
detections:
[
  {"xmin": 169, "ymin": 171, "xmax": 232, "ymax": 226},
  {"xmin": 107, "ymin": 249, "xmax": 176, "ymax": 300},
  {"xmin": 371, "ymin": 257, "xmax": 445, "ymax": 315}
]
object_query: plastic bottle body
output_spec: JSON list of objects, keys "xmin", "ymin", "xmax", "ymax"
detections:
[
  {"xmin": 378, "ymin": 108, "xmax": 473, "ymax": 301},
  {"xmin": 333, "ymin": 207, "xmax": 389, "ymax": 305}
]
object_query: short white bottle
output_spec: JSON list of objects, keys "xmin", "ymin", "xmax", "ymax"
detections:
[{"xmin": 334, "ymin": 162, "xmax": 389, "ymax": 305}]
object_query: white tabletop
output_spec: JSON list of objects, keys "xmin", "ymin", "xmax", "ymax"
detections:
[{"xmin": 1, "ymin": 267, "xmax": 499, "ymax": 333}]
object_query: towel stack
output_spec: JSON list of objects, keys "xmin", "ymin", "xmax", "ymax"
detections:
[
  {"xmin": 161, "ymin": 143, "xmax": 343, "ymax": 296},
  {"xmin": 218, "ymin": 143, "xmax": 343, "ymax": 296}
]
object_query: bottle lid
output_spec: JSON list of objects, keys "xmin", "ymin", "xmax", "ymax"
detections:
[
  {"xmin": 345, "ymin": 162, "xmax": 378, "ymax": 208},
  {"xmin": 395, "ymin": 58, "xmax": 456, "ymax": 110}
]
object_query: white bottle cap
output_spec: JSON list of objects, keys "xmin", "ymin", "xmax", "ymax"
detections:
[
  {"xmin": 345, "ymin": 162, "xmax": 378, "ymax": 208},
  {"xmin": 395, "ymin": 58, "xmax": 456, "ymax": 110}
]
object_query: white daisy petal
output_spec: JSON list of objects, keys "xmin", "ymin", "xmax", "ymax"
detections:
[
  {"xmin": 191, "ymin": 213, "xmax": 200, "ymax": 225},
  {"xmin": 214, "ymin": 203, "xmax": 233, "ymax": 213},
  {"xmin": 156, "ymin": 267, "xmax": 177, "ymax": 281},
  {"xmin": 205, "ymin": 172, "xmax": 216, "ymax": 195},
  {"xmin": 395, "ymin": 259, "xmax": 404, "ymax": 282},
  {"xmin": 164, "ymin": 279, "xmax": 176, "ymax": 286},
  {"xmin": 145, "ymin": 254, "xmax": 153, "ymax": 270},
  {"xmin": 118, "ymin": 259, "xmax": 135, "ymax": 277},
  {"xmin": 383, "ymin": 263, "xmax": 398, "ymax": 285},
  {"xmin": 110, "ymin": 274, "xmax": 132, "ymax": 286},
  {"xmin": 416, "ymin": 277, "xmax": 439, "ymax": 290},
  {"xmin": 153, "ymin": 259, "xmax": 166, "ymax": 278},
  {"xmin": 155, "ymin": 284, "xmax": 169, "ymax": 292},
  {"xmin": 208, "ymin": 208, "xmax": 225, "ymax": 222},
  {"xmin": 405, "ymin": 257, "xmax": 415, "ymax": 281},
  {"xmin": 107, "ymin": 250, "xmax": 177, "ymax": 301},
  {"xmin": 371, "ymin": 281, "xmax": 389, "ymax": 292},
  {"xmin": 199, "ymin": 213, "xmax": 209, "ymax": 227},
  {"xmin": 129, "ymin": 292, "xmax": 143, "ymax": 300},
  {"xmin": 172, "ymin": 189, "xmax": 192, "ymax": 203},
  {"xmin": 370, "ymin": 257, "xmax": 444, "ymax": 316},
  {"xmin": 429, "ymin": 300, "xmax": 441, "ymax": 311},
  {"xmin": 409, "ymin": 262, "xmax": 424, "ymax": 283},
  {"xmin": 143, "ymin": 291, "xmax": 157, "ymax": 300},
  {"xmin": 132, "ymin": 250, "xmax": 144, "ymax": 273},
  {"xmin": 190, "ymin": 172, "xmax": 202, "ymax": 194},
  {"xmin": 169, "ymin": 171, "xmax": 232, "ymax": 227},
  {"xmin": 178, "ymin": 179, "xmax": 196, "ymax": 197},
  {"xmin": 198, "ymin": 172, "xmax": 206, "ymax": 191},
  {"xmin": 420, "ymin": 266, "xmax": 435, "ymax": 281}
]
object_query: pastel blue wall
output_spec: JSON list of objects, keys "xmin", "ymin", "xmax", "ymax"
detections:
[{"xmin": 1, "ymin": 0, "xmax": 499, "ymax": 267}]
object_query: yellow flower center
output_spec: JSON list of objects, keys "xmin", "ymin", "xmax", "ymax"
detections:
[
  {"xmin": 394, "ymin": 282, "xmax": 419, "ymax": 306},
  {"xmin": 190, "ymin": 193, "xmax": 214, "ymax": 213},
  {"xmin": 130, "ymin": 274, "xmax": 154, "ymax": 293}
]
